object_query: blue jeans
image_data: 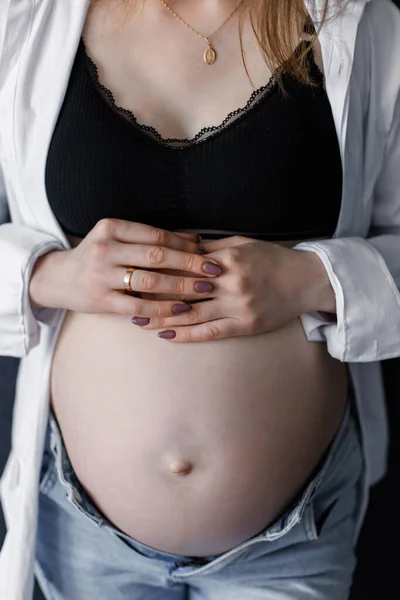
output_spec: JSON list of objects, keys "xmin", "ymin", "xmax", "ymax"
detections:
[{"xmin": 35, "ymin": 389, "xmax": 366, "ymax": 600}]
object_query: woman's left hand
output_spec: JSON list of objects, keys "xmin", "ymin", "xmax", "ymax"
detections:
[{"xmin": 136, "ymin": 236, "xmax": 336, "ymax": 343}]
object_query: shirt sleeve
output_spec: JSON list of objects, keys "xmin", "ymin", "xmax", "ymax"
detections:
[
  {"xmin": 0, "ymin": 165, "xmax": 65, "ymax": 358},
  {"xmin": 293, "ymin": 86, "xmax": 400, "ymax": 363}
]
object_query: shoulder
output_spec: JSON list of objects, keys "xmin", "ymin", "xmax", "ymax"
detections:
[
  {"xmin": 362, "ymin": 0, "xmax": 400, "ymax": 24},
  {"xmin": 356, "ymin": 0, "xmax": 400, "ymax": 62},
  {"xmin": 351, "ymin": 0, "xmax": 399, "ymax": 119},
  {"xmin": 0, "ymin": 0, "xmax": 34, "ymax": 36},
  {"xmin": 0, "ymin": 1, "xmax": 34, "ymax": 69}
]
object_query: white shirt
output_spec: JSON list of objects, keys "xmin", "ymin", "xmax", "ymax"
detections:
[{"xmin": 0, "ymin": 0, "xmax": 399, "ymax": 598}]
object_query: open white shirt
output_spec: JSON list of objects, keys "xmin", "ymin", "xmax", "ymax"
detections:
[{"xmin": 0, "ymin": 0, "xmax": 400, "ymax": 598}]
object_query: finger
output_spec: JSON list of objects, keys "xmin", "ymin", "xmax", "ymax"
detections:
[
  {"xmin": 105, "ymin": 291, "xmax": 193, "ymax": 318},
  {"xmin": 138, "ymin": 292, "xmax": 210, "ymax": 302},
  {"xmin": 156, "ymin": 318, "xmax": 244, "ymax": 343},
  {"xmin": 200, "ymin": 235, "xmax": 253, "ymax": 253},
  {"xmin": 93, "ymin": 218, "xmax": 200, "ymax": 253},
  {"xmin": 113, "ymin": 244, "xmax": 223, "ymax": 277},
  {"xmin": 113, "ymin": 267, "xmax": 219, "ymax": 297},
  {"xmin": 137, "ymin": 298, "xmax": 222, "ymax": 329},
  {"xmin": 173, "ymin": 231, "xmax": 202, "ymax": 243}
]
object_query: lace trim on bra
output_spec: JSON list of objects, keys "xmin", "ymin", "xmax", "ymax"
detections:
[
  {"xmin": 80, "ymin": 38, "xmax": 281, "ymax": 149},
  {"xmin": 81, "ymin": 38, "xmax": 323, "ymax": 150}
]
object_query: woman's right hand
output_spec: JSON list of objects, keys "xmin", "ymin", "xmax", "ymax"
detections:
[{"xmin": 29, "ymin": 218, "xmax": 222, "ymax": 317}]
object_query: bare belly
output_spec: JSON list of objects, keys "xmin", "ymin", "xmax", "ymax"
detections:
[{"xmin": 50, "ymin": 291, "xmax": 349, "ymax": 556}]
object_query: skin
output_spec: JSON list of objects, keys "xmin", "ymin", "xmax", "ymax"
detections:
[{"xmin": 35, "ymin": 0, "xmax": 350, "ymax": 556}]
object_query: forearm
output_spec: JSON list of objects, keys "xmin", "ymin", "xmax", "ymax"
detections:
[{"xmin": 0, "ymin": 223, "xmax": 67, "ymax": 356}]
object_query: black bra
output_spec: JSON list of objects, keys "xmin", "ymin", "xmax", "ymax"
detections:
[{"xmin": 45, "ymin": 39, "xmax": 342, "ymax": 241}]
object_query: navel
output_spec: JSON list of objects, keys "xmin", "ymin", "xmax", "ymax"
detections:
[{"xmin": 168, "ymin": 459, "xmax": 194, "ymax": 476}]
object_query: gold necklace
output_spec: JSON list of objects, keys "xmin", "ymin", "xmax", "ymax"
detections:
[{"xmin": 160, "ymin": 0, "xmax": 244, "ymax": 65}]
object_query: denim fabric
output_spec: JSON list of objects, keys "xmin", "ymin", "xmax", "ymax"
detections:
[{"xmin": 35, "ymin": 390, "xmax": 366, "ymax": 600}]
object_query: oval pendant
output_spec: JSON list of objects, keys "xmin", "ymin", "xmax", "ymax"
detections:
[{"xmin": 204, "ymin": 45, "xmax": 217, "ymax": 65}]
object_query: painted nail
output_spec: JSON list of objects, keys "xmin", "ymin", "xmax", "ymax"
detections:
[
  {"xmin": 173, "ymin": 303, "xmax": 192, "ymax": 314},
  {"xmin": 202, "ymin": 262, "xmax": 222, "ymax": 275},
  {"xmin": 195, "ymin": 280, "xmax": 214, "ymax": 293},
  {"xmin": 131, "ymin": 317, "xmax": 151, "ymax": 326},
  {"xmin": 158, "ymin": 330, "xmax": 176, "ymax": 339}
]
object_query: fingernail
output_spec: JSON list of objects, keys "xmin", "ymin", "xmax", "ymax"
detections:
[
  {"xmin": 202, "ymin": 262, "xmax": 222, "ymax": 275},
  {"xmin": 173, "ymin": 303, "xmax": 192, "ymax": 314},
  {"xmin": 195, "ymin": 234, "xmax": 202, "ymax": 242},
  {"xmin": 131, "ymin": 317, "xmax": 151, "ymax": 326},
  {"xmin": 158, "ymin": 330, "xmax": 176, "ymax": 339},
  {"xmin": 196, "ymin": 248, "xmax": 207, "ymax": 255},
  {"xmin": 195, "ymin": 280, "xmax": 214, "ymax": 293}
]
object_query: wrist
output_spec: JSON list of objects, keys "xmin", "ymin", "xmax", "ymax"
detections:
[
  {"xmin": 29, "ymin": 249, "xmax": 69, "ymax": 310},
  {"xmin": 296, "ymin": 250, "xmax": 337, "ymax": 314}
]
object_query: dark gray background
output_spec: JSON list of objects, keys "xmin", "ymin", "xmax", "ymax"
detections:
[{"xmin": 1, "ymin": 1, "xmax": 400, "ymax": 596}]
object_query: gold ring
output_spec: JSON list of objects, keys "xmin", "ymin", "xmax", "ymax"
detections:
[{"xmin": 123, "ymin": 267, "xmax": 136, "ymax": 293}]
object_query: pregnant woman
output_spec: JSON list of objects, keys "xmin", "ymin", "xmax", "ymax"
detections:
[{"xmin": 1, "ymin": 0, "xmax": 400, "ymax": 599}]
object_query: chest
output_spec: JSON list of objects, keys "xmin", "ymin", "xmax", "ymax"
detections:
[
  {"xmin": 0, "ymin": 0, "xmax": 374, "ymax": 242},
  {"xmin": 45, "ymin": 32, "xmax": 343, "ymax": 239},
  {"xmin": 82, "ymin": 4, "xmax": 278, "ymax": 140}
]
